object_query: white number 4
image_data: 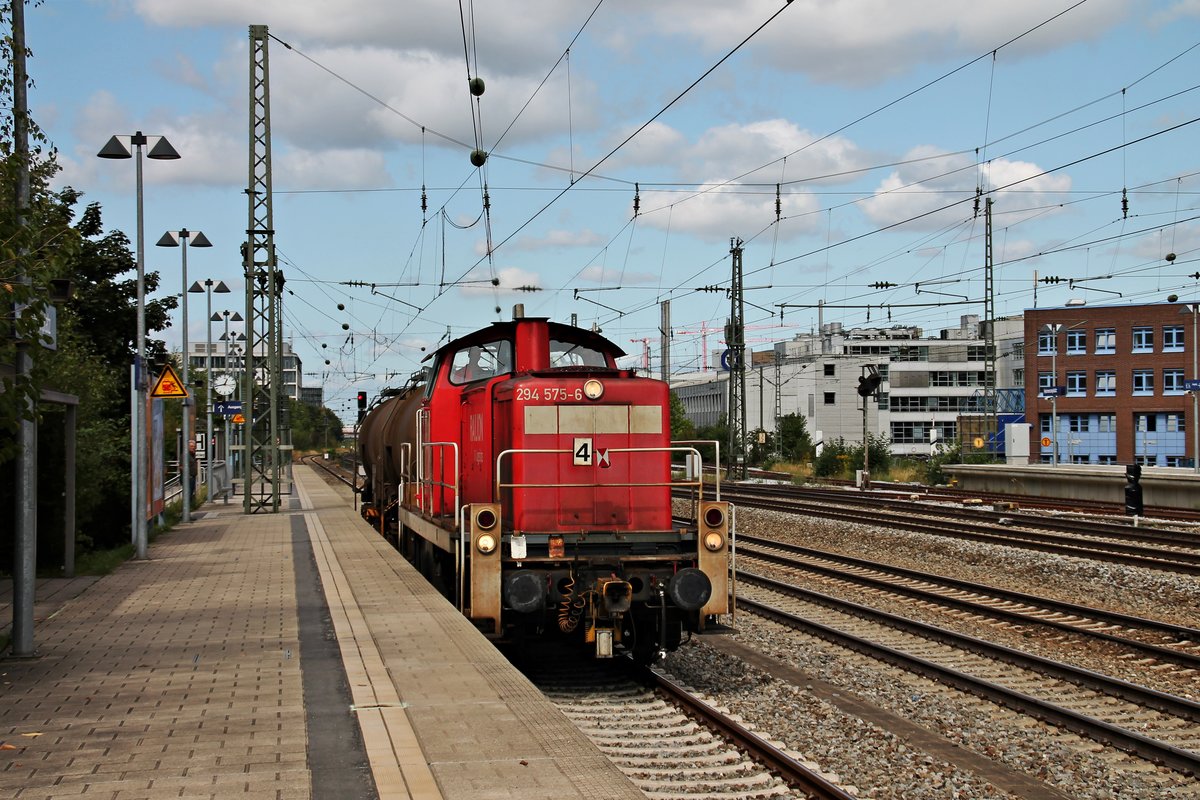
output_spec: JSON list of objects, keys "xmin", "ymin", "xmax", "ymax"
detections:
[{"xmin": 573, "ymin": 437, "xmax": 593, "ymax": 466}]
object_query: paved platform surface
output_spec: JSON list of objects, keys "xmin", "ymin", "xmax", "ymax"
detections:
[{"xmin": 0, "ymin": 465, "xmax": 641, "ymax": 800}]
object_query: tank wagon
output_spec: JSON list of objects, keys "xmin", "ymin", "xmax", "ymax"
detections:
[{"xmin": 359, "ymin": 308, "xmax": 731, "ymax": 660}]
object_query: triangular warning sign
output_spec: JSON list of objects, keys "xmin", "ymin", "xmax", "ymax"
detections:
[{"xmin": 150, "ymin": 363, "xmax": 189, "ymax": 399}]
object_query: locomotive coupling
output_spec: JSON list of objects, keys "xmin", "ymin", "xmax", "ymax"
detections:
[{"xmin": 599, "ymin": 579, "xmax": 633, "ymax": 614}]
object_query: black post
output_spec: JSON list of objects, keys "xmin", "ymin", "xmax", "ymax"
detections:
[{"xmin": 1124, "ymin": 463, "xmax": 1143, "ymax": 517}]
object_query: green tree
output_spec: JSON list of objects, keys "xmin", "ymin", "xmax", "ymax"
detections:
[
  {"xmin": 777, "ymin": 412, "xmax": 813, "ymax": 462},
  {"xmin": 668, "ymin": 390, "xmax": 695, "ymax": 441}
]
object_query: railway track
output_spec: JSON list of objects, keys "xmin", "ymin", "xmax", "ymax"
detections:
[
  {"xmin": 737, "ymin": 578, "xmax": 1200, "ymax": 776},
  {"xmin": 710, "ymin": 485, "xmax": 1200, "ymax": 575},
  {"xmin": 736, "ymin": 533, "xmax": 1200, "ymax": 674},
  {"xmin": 510, "ymin": 646, "xmax": 854, "ymax": 800}
]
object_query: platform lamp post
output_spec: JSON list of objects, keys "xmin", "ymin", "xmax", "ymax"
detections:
[
  {"xmin": 98, "ymin": 132, "xmax": 180, "ymax": 560},
  {"xmin": 217, "ymin": 311, "xmax": 244, "ymax": 484},
  {"xmin": 156, "ymin": 229, "xmax": 212, "ymax": 522},
  {"xmin": 189, "ymin": 279, "xmax": 231, "ymax": 501}
]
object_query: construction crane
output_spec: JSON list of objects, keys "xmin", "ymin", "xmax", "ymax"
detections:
[
  {"xmin": 628, "ymin": 337, "xmax": 656, "ymax": 371},
  {"xmin": 674, "ymin": 322, "xmax": 787, "ymax": 371}
]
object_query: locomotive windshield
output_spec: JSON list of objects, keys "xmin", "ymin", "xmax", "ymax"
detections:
[
  {"xmin": 549, "ymin": 338, "xmax": 610, "ymax": 368},
  {"xmin": 449, "ymin": 339, "xmax": 512, "ymax": 385}
]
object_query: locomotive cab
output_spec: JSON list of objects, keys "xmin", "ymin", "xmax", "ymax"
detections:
[{"xmin": 367, "ymin": 311, "xmax": 731, "ymax": 661}]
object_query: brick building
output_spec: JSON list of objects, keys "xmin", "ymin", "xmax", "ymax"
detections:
[{"xmin": 1024, "ymin": 301, "xmax": 1197, "ymax": 466}]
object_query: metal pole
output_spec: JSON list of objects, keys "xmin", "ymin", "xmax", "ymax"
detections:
[
  {"xmin": 1051, "ymin": 328, "xmax": 1059, "ymax": 467},
  {"xmin": 206, "ymin": 285, "xmax": 214, "ymax": 501},
  {"xmin": 180, "ymin": 234, "xmax": 191, "ymax": 522},
  {"xmin": 12, "ymin": 0, "xmax": 38, "ymax": 657},
  {"xmin": 1193, "ymin": 305, "xmax": 1198, "ymax": 474},
  {"xmin": 134, "ymin": 135, "xmax": 147, "ymax": 559}
]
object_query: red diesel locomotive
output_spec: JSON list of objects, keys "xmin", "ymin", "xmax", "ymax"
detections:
[{"xmin": 359, "ymin": 308, "xmax": 731, "ymax": 660}]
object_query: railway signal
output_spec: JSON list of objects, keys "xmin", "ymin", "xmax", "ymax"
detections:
[
  {"xmin": 1124, "ymin": 463, "xmax": 1143, "ymax": 517},
  {"xmin": 357, "ymin": 390, "xmax": 368, "ymax": 422}
]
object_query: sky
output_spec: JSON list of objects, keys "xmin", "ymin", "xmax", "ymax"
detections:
[{"xmin": 20, "ymin": 0, "xmax": 1200, "ymax": 422}]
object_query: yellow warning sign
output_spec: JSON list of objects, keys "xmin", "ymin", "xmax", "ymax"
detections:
[
  {"xmin": 150, "ymin": 364, "xmax": 188, "ymax": 398},
  {"xmin": 972, "ymin": 437, "xmax": 984, "ymax": 449},
  {"xmin": 231, "ymin": 413, "xmax": 245, "ymax": 425},
  {"xmin": 1040, "ymin": 436, "xmax": 1052, "ymax": 447}
]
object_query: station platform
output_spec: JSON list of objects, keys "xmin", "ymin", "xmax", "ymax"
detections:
[{"xmin": 0, "ymin": 465, "xmax": 642, "ymax": 800}]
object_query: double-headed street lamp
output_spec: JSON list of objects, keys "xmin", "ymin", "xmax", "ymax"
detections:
[
  {"xmin": 188, "ymin": 279, "xmax": 231, "ymax": 501},
  {"xmin": 156, "ymin": 229, "xmax": 212, "ymax": 523},
  {"xmin": 216, "ymin": 311, "xmax": 244, "ymax": 482},
  {"xmin": 98, "ymin": 132, "xmax": 180, "ymax": 560}
]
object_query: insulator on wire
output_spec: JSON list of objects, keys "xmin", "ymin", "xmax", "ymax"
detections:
[
  {"xmin": 483, "ymin": 186, "xmax": 490, "ymax": 211},
  {"xmin": 973, "ymin": 186, "xmax": 982, "ymax": 218},
  {"xmin": 1121, "ymin": 187, "xmax": 1129, "ymax": 219},
  {"xmin": 421, "ymin": 185, "xmax": 427, "ymax": 215},
  {"xmin": 633, "ymin": 183, "xmax": 640, "ymax": 217},
  {"xmin": 775, "ymin": 184, "xmax": 781, "ymax": 221}
]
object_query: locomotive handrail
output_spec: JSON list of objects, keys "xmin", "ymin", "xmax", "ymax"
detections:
[
  {"xmin": 414, "ymin": 406, "xmax": 460, "ymax": 520},
  {"xmin": 669, "ymin": 439, "xmax": 721, "ymax": 501},
  {"xmin": 494, "ymin": 445, "xmax": 710, "ymax": 505},
  {"xmin": 417, "ymin": 440, "xmax": 460, "ymax": 520}
]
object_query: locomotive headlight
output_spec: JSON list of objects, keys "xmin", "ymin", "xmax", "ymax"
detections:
[
  {"xmin": 476, "ymin": 533, "xmax": 498, "ymax": 554},
  {"xmin": 703, "ymin": 531, "xmax": 725, "ymax": 552},
  {"xmin": 583, "ymin": 379, "xmax": 604, "ymax": 400},
  {"xmin": 475, "ymin": 507, "xmax": 497, "ymax": 530}
]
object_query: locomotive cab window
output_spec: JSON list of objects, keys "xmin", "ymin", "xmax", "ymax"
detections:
[
  {"xmin": 450, "ymin": 340, "xmax": 512, "ymax": 385},
  {"xmin": 549, "ymin": 338, "xmax": 610, "ymax": 369}
]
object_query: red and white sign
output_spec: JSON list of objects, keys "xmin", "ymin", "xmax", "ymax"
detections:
[{"xmin": 596, "ymin": 448, "xmax": 610, "ymax": 468}]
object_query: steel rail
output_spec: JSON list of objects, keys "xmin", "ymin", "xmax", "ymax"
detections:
[
  {"xmin": 737, "ymin": 582, "xmax": 1200, "ymax": 775},
  {"xmin": 635, "ymin": 662, "xmax": 858, "ymax": 800},
  {"xmin": 720, "ymin": 492, "xmax": 1200, "ymax": 576},
  {"xmin": 737, "ymin": 537, "xmax": 1200, "ymax": 670}
]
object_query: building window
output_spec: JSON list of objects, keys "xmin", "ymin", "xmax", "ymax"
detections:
[
  {"xmin": 1038, "ymin": 329, "xmax": 1057, "ymax": 355},
  {"xmin": 1066, "ymin": 371, "xmax": 1087, "ymax": 396},
  {"xmin": 1132, "ymin": 326, "xmax": 1154, "ymax": 353},
  {"xmin": 1095, "ymin": 370, "xmax": 1116, "ymax": 396},
  {"xmin": 1166, "ymin": 456, "xmax": 1186, "ymax": 467},
  {"xmin": 1136, "ymin": 414, "xmax": 1157, "ymax": 432},
  {"xmin": 1040, "ymin": 415, "xmax": 1053, "ymax": 434},
  {"xmin": 1163, "ymin": 325, "xmax": 1184, "ymax": 352},
  {"xmin": 1013, "ymin": 368, "xmax": 1024, "ymax": 384},
  {"xmin": 1097, "ymin": 413, "xmax": 1116, "ymax": 433},
  {"xmin": 1166, "ymin": 413, "xmax": 1186, "ymax": 432},
  {"xmin": 1164, "ymin": 369, "xmax": 1186, "ymax": 394},
  {"xmin": 1135, "ymin": 455, "xmax": 1156, "ymax": 467},
  {"xmin": 1132, "ymin": 369, "xmax": 1154, "ymax": 395},
  {"xmin": 1066, "ymin": 329, "xmax": 1086, "ymax": 354},
  {"xmin": 1095, "ymin": 328, "xmax": 1115, "ymax": 354},
  {"xmin": 1065, "ymin": 414, "xmax": 1088, "ymax": 432},
  {"xmin": 1038, "ymin": 372, "xmax": 1055, "ymax": 394},
  {"xmin": 1071, "ymin": 454, "xmax": 1089, "ymax": 464},
  {"xmin": 1097, "ymin": 455, "xmax": 1116, "ymax": 465},
  {"xmin": 823, "ymin": 392, "xmax": 836, "ymax": 405},
  {"xmin": 824, "ymin": 363, "xmax": 835, "ymax": 376}
]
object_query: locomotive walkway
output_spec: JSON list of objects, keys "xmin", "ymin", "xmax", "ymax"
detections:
[{"xmin": 0, "ymin": 465, "xmax": 641, "ymax": 800}]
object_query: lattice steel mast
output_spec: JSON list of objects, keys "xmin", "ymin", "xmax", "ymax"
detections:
[
  {"xmin": 243, "ymin": 24, "xmax": 285, "ymax": 513},
  {"xmin": 726, "ymin": 239, "xmax": 747, "ymax": 480}
]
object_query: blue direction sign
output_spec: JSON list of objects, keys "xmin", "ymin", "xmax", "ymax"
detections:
[
  {"xmin": 214, "ymin": 400, "xmax": 243, "ymax": 416},
  {"xmin": 1185, "ymin": 379, "xmax": 1200, "ymax": 392},
  {"xmin": 1039, "ymin": 386, "xmax": 1067, "ymax": 398}
]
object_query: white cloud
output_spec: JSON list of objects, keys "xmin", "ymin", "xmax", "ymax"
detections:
[
  {"xmin": 457, "ymin": 265, "xmax": 543, "ymax": 295},
  {"xmin": 859, "ymin": 147, "xmax": 1071, "ymax": 231},
  {"xmin": 638, "ymin": 0, "xmax": 1133, "ymax": 85},
  {"xmin": 510, "ymin": 228, "xmax": 608, "ymax": 251}
]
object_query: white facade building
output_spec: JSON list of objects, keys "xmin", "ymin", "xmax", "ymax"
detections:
[{"xmin": 671, "ymin": 315, "xmax": 1025, "ymax": 457}]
